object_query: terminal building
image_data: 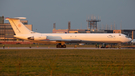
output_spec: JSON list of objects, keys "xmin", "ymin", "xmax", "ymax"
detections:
[{"xmin": 0, "ymin": 16, "xmax": 33, "ymax": 44}]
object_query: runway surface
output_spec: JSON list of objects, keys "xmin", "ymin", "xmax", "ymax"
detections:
[{"xmin": 0, "ymin": 47, "xmax": 133, "ymax": 49}]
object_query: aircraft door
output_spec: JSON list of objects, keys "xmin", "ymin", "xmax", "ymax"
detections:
[{"xmin": 113, "ymin": 35, "xmax": 116, "ymax": 40}]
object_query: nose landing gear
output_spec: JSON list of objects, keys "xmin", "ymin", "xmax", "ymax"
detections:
[{"xmin": 118, "ymin": 43, "xmax": 121, "ymax": 49}]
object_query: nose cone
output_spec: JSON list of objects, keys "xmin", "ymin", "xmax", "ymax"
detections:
[
  {"xmin": 128, "ymin": 38, "xmax": 132, "ymax": 42},
  {"xmin": 122, "ymin": 38, "xmax": 132, "ymax": 43}
]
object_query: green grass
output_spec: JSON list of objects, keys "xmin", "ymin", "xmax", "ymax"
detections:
[{"xmin": 0, "ymin": 49, "xmax": 135, "ymax": 76}]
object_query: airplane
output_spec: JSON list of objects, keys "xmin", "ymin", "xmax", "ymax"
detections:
[{"xmin": 6, "ymin": 17, "xmax": 132, "ymax": 48}]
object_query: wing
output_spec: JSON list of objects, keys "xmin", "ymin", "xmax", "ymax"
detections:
[
  {"xmin": 49, "ymin": 39, "xmax": 82, "ymax": 43},
  {"xmin": 45, "ymin": 36, "xmax": 82, "ymax": 43}
]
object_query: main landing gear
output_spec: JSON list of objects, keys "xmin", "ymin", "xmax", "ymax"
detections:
[{"xmin": 56, "ymin": 43, "xmax": 66, "ymax": 48}]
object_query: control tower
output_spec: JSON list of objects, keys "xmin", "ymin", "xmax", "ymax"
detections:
[{"xmin": 86, "ymin": 16, "xmax": 101, "ymax": 31}]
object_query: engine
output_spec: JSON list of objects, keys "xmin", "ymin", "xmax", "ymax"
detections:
[{"xmin": 28, "ymin": 35, "xmax": 47, "ymax": 40}]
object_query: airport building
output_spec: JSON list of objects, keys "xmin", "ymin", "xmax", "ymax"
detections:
[
  {"xmin": 0, "ymin": 16, "xmax": 33, "ymax": 44},
  {"xmin": 52, "ymin": 21, "xmax": 91, "ymax": 33},
  {"xmin": 52, "ymin": 19, "xmax": 135, "ymax": 40}
]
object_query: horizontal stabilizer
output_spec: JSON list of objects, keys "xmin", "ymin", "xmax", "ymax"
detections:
[{"xmin": 5, "ymin": 17, "xmax": 26, "ymax": 20}]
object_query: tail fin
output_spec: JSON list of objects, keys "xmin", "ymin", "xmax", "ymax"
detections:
[{"xmin": 6, "ymin": 17, "xmax": 32, "ymax": 35}]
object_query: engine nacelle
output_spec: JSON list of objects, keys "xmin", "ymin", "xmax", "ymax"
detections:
[{"xmin": 28, "ymin": 35, "xmax": 47, "ymax": 40}]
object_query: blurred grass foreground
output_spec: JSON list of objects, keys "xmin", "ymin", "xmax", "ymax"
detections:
[{"xmin": 0, "ymin": 49, "xmax": 135, "ymax": 75}]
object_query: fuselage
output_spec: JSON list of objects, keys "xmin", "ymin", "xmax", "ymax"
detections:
[{"xmin": 14, "ymin": 33, "xmax": 132, "ymax": 44}]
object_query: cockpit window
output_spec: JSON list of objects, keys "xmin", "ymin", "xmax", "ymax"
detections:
[{"xmin": 125, "ymin": 35, "xmax": 130, "ymax": 38}]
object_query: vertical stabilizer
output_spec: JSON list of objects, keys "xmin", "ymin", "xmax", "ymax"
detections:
[{"xmin": 6, "ymin": 17, "xmax": 32, "ymax": 35}]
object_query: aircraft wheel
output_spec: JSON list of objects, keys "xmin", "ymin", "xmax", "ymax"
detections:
[
  {"xmin": 56, "ymin": 45, "xmax": 59, "ymax": 48},
  {"xmin": 56, "ymin": 45, "xmax": 58, "ymax": 48},
  {"xmin": 62, "ymin": 45, "xmax": 66, "ymax": 48},
  {"xmin": 56, "ymin": 45, "xmax": 62, "ymax": 48},
  {"xmin": 58, "ymin": 45, "xmax": 61, "ymax": 48}
]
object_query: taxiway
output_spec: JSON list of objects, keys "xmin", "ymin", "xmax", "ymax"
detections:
[{"xmin": 0, "ymin": 47, "xmax": 133, "ymax": 49}]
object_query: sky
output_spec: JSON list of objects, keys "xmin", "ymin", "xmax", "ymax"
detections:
[{"xmin": 0, "ymin": 0, "xmax": 135, "ymax": 33}]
